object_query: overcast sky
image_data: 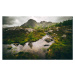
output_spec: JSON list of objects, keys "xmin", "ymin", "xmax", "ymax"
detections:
[{"xmin": 2, "ymin": 16, "xmax": 73, "ymax": 28}]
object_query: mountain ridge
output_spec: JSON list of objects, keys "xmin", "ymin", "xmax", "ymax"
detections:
[{"xmin": 21, "ymin": 19, "xmax": 54, "ymax": 28}]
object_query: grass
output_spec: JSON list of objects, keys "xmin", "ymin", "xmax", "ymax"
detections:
[
  {"xmin": 3, "ymin": 20, "xmax": 73, "ymax": 59},
  {"xmin": 46, "ymin": 24, "xmax": 72, "ymax": 59},
  {"xmin": 3, "ymin": 52, "xmax": 40, "ymax": 59},
  {"xmin": 7, "ymin": 46, "xmax": 12, "ymax": 50},
  {"xmin": 3, "ymin": 28, "xmax": 46, "ymax": 45}
]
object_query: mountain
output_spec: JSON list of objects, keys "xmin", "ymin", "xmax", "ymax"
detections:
[
  {"xmin": 21, "ymin": 19, "xmax": 56, "ymax": 28},
  {"xmin": 21, "ymin": 19, "xmax": 38, "ymax": 28}
]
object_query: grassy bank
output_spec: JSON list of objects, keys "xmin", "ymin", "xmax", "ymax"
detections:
[
  {"xmin": 3, "ymin": 28, "xmax": 46, "ymax": 45},
  {"xmin": 46, "ymin": 20, "xmax": 73, "ymax": 59},
  {"xmin": 3, "ymin": 52, "xmax": 40, "ymax": 59}
]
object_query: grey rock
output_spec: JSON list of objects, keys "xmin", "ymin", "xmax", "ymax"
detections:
[
  {"xmin": 45, "ymin": 38, "xmax": 53, "ymax": 43},
  {"xmin": 13, "ymin": 43, "xmax": 19, "ymax": 46},
  {"xmin": 44, "ymin": 44, "xmax": 49, "ymax": 46},
  {"xmin": 28, "ymin": 42, "xmax": 33, "ymax": 48}
]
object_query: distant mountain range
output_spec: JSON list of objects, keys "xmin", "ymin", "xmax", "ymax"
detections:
[{"xmin": 21, "ymin": 19, "xmax": 55, "ymax": 28}]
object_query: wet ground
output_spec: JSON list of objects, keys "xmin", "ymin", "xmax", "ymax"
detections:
[{"xmin": 3, "ymin": 35, "xmax": 54, "ymax": 58}]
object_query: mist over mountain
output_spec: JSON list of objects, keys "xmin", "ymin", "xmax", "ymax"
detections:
[
  {"xmin": 2, "ymin": 16, "xmax": 73, "ymax": 28},
  {"xmin": 21, "ymin": 19, "xmax": 54, "ymax": 28}
]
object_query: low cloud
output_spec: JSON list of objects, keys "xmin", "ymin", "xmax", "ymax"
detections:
[
  {"xmin": 56, "ymin": 16, "xmax": 73, "ymax": 22},
  {"xmin": 2, "ymin": 16, "xmax": 73, "ymax": 28},
  {"xmin": 2, "ymin": 16, "xmax": 16, "ymax": 25}
]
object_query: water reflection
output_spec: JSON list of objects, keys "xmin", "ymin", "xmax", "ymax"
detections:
[
  {"xmin": 28, "ymin": 42, "xmax": 33, "ymax": 48},
  {"xmin": 3, "ymin": 35, "xmax": 54, "ymax": 58}
]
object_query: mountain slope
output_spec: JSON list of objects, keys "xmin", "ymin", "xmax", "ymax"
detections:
[
  {"xmin": 21, "ymin": 19, "xmax": 56, "ymax": 28},
  {"xmin": 21, "ymin": 19, "xmax": 38, "ymax": 28}
]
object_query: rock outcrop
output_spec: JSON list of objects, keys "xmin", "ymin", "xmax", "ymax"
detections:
[{"xmin": 21, "ymin": 19, "xmax": 37, "ymax": 28}]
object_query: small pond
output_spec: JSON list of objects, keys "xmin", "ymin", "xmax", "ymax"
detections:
[{"xmin": 3, "ymin": 35, "xmax": 54, "ymax": 58}]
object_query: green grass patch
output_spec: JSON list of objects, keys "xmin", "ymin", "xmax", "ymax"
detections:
[{"xmin": 3, "ymin": 28, "xmax": 46, "ymax": 45}]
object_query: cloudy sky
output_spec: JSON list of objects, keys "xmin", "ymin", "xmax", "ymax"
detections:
[{"xmin": 2, "ymin": 16, "xmax": 73, "ymax": 28}]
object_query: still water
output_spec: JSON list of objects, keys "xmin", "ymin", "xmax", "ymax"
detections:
[{"xmin": 3, "ymin": 35, "xmax": 54, "ymax": 58}]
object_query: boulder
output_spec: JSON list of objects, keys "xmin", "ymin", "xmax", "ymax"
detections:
[
  {"xmin": 44, "ymin": 44, "xmax": 49, "ymax": 46},
  {"xmin": 48, "ymin": 30, "xmax": 53, "ymax": 33},
  {"xmin": 45, "ymin": 38, "xmax": 53, "ymax": 43},
  {"xmin": 28, "ymin": 42, "xmax": 33, "ymax": 48},
  {"xmin": 13, "ymin": 43, "xmax": 19, "ymax": 46},
  {"xmin": 25, "ymin": 28, "xmax": 35, "ymax": 32}
]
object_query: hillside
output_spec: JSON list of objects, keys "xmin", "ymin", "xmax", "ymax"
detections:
[
  {"xmin": 21, "ymin": 19, "xmax": 55, "ymax": 28},
  {"xmin": 3, "ymin": 19, "xmax": 73, "ymax": 59},
  {"xmin": 21, "ymin": 19, "xmax": 38, "ymax": 28}
]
